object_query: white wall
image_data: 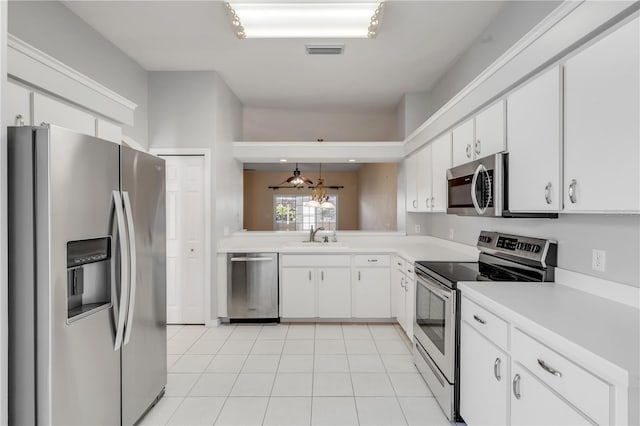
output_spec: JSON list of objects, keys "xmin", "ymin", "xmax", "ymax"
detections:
[
  {"xmin": 427, "ymin": 0, "xmax": 562, "ymax": 115},
  {"xmin": 397, "ymin": 92, "xmax": 434, "ymax": 139},
  {"xmin": 148, "ymin": 71, "xmax": 244, "ymax": 321},
  {"xmin": 243, "ymin": 107, "xmax": 399, "ymax": 141},
  {"xmin": 7, "ymin": 0, "xmax": 149, "ymax": 147}
]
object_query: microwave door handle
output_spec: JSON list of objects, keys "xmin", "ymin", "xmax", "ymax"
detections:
[{"xmin": 470, "ymin": 164, "xmax": 485, "ymax": 215}]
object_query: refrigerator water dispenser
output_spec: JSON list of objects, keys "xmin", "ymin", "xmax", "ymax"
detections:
[{"xmin": 66, "ymin": 237, "xmax": 111, "ymax": 322}]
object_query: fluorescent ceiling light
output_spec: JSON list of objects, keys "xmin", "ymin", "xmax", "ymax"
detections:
[{"xmin": 225, "ymin": 2, "xmax": 384, "ymax": 39}]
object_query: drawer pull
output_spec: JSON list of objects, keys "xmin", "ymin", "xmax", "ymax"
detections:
[
  {"xmin": 368, "ymin": 259, "xmax": 378, "ymax": 263},
  {"xmin": 407, "ymin": 269, "xmax": 413, "ymax": 274},
  {"xmin": 512, "ymin": 374, "xmax": 521, "ymax": 400},
  {"xmin": 537, "ymin": 359, "xmax": 562, "ymax": 378},
  {"xmin": 397, "ymin": 262, "xmax": 402, "ymax": 266},
  {"xmin": 494, "ymin": 358, "xmax": 501, "ymax": 381},
  {"xmin": 473, "ymin": 314, "xmax": 486, "ymax": 325}
]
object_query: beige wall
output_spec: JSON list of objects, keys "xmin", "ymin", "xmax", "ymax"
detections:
[
  {"xmin": 243, "ymin": 171, "xmax": 359, "ymax": 231},
  {"xmin": 358, "ymin": 163, "xmax": 398, "ymax": 231}
]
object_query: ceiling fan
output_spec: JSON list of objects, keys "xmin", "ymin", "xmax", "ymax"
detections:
[{"xmin": 279, "ymin": 163, "xmax": 313, "ymax": 187}]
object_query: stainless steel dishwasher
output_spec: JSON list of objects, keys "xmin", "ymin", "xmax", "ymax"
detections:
[{"xmin": 226, "ymin": 253, "xmax": 279, "ymax": 322}]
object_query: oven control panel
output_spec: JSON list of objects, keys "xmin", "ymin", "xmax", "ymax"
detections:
[{"xmin": 477, "ymin": 231, "xmax": 557, "ymax": 266}]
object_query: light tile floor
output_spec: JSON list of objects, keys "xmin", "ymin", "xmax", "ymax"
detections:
[{"xmin": 139, "ymin": 323, "xmax": 450, "ymax": 426}]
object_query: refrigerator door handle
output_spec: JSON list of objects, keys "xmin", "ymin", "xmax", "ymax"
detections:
[
  {"xmin": 112, "ymin": 190, "xmax": 130, "ymax": 351},
  {"xmin": 122, "ymin": 191, "xmax": 137, "ymax": 345}
]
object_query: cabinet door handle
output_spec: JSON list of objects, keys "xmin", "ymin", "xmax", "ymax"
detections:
[
  {"xmin": 400, "ymin": 277, "xmax": 405, "ymax": 289},
  {"xmin": 512, "ymin": 374, "xmax": 521, "ymax": 400},
  {"xmin": 545, "ymin": 182, "xmax": 553, "ymax": 205},
  {"xmin": 426, "ymin": 198, "xmax": 430, "ymax": 209},
  {"xmin": 568, "ymin": 179, "xmax": 577, "ymax": 204},
  {"xmin": 358, "ymin": 271, "xmax": 361, "ymax": 281},
  {"xmin": 537, "ymin": 359, "xmax": 562, "ymax": 378},
  {"xmin": 309, "ymin": 271, "xmax": 312, "ymax": 281},
  {"xmin": 15, "ymin": 114, "xmax": 25, "ymax": 126},
  {"xmin": 466, "ymin": 144, "xmax": 472, "ymax": 158},
  {"xmin": 412, "ymin": 200, "xmax": 418, "ymax": 209},
  {"xmin": 473, "ymin": 314, "xmax": 486, "ymax": 325},
  {"xmin": 475, "ymin": 139, "xmax": 481, "ymax": 155},
  {"xmin": 397, "ymin": 262, "xmax": 402, "ymax": 266},
  {"xmin": 431, "ymin": 197, "xmax": 435, "ymax": 208},
  {"xmin": 494, "ymin": 358, "xmax": 501, "ymax": 381},
  {"xmin": 321, "ymin": 270, "xmax": 324, "ymax": 281}
]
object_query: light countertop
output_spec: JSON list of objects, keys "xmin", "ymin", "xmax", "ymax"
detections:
[
  {"xmin": 217, "ymin": 233, "xmax": 479, "ymax": 263},
  {"xmin": 459, "ymin": 281, "xmax": 640, "ymax": 388}
]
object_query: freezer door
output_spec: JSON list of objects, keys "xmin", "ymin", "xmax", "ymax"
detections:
[
  {"xmin": 120, "ymin": 146, "xmax": 167, "ymax": 425},
  {"xmin": 9, "ymin": 126, "xmax": 122, "ymax": 425}
]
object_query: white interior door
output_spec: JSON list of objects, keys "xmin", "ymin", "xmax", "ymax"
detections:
[{"xmin": 163, "ymin": 155, "xmax": 205, "ymax": 324}]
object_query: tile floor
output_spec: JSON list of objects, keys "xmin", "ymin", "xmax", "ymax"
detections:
[{"xmin": 139, "ymin": 323, "xmax": 450, "ymax": 426}]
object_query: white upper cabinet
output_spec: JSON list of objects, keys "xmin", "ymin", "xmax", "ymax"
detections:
[
  {"xmin": 507, "ymin": 66, "xmax": 562, "ymax": 212},
  {"xmin": 417, "ymin": 145, "xmax": 432, "ymax": 211},
  {"xmin": 430, "ymin": 132, "xmax": 452, "ymax": 212},
  {"xmin": 405, "ymin": 153, "xmax": 419, "ymax": 212},
  {"xmin": 405, "ymin": 133, "xmax": 451, "ymax": 213},
  {"xmin": 32, "ymin": 92, "xmax": 96, "ymax": 136},
  {"xmin": 474, "ymin": 100, "xmax": 506, "ymax": 160},
  {"xmin": 563, "ymin": 16, "xmax": 640, "ymax": 213},
  {"xmin": 452, "ymin": 101, "xmax": 505, "ymax": 168},
  {"xmin": 5, "ymin": 82, "xmax": 32, "ymax": 127},
  {"xmin": 452, "ymin": 118, "xmax": 475, "ymax": 167}
]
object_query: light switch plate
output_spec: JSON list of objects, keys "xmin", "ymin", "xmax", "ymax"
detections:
[
  {"xmin": 414, "ymin": 224, "xmax": 421, "ymax": 233},
  {"xmin": 592, "ymin": 249, "xmax": 606, "ymax": 272}
]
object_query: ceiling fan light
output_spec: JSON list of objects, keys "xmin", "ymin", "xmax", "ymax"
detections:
[
  {"xmin": 304, "ymin": 200, "xmax": 322, "ymax": 208},
  {"xmin": 321, "ymin": 201, "xmax": 336, "ymax": 209}
]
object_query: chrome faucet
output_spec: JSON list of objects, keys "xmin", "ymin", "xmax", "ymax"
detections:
[{"xmin": 309, "ymin": 226, "xmax": 325, "ymax": 242}]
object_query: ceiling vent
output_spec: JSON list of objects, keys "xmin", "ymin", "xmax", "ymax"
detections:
[{"xmin": 305, "ymin": 44, "xmax": 345, "ymax": 55}]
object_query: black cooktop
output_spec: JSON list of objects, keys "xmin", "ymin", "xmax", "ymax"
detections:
[{"xmin": 415, "ymin": 261, "xmax": 535, "ymax": 286}]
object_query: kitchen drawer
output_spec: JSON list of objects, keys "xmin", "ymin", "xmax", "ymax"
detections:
[
  {"xmin": 280, "ymin": 254, "xmax": 351, "ymax": 267},
  {"xmin": 393, "ymin": 256, "xmax": 406, "ymax": 271},
  {"xmin": 512, "ymin": 328, "xmax": 610, "ymax": 425},
  {"xmin": 461, "ymin": 297, "xmax": 508, "ymax": 351},
  {"xmin": 353, "ymin": 254, "xmax": 390, "ymax": 267}
]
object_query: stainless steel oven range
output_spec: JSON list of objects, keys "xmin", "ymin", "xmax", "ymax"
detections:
[{"xmin": 413, "ymin": 231, "xmax": 557, "ymax": 422}]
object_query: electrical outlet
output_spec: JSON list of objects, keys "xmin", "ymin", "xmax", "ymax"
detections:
[
  {"xmin": 414, "ymin": 224, "xmax": 421, "ymax": 234},
  {"xmin": 592, "ymin": 249, "xmax": 606, "ymax": 272},
  {"xmin": 449, "ymin": 228, "xmax": 455, "ymax": 240}
]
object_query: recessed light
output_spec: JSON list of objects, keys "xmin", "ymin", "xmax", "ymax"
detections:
[
  {"xmin": 279, "ymin": 159, "xmax": 288, "ymax": 162},
  {"xmin": 225, "ymin": 2, "xmax": 384, "ymax": 39},
  {"xmin": 348, "ymin": 159, "xmax": 356, "ymax": 162}
]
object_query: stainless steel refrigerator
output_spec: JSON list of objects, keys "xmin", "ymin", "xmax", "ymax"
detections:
[{"xmin": 8, "ymin": 125, "xmax": 167, "ymax": 425}]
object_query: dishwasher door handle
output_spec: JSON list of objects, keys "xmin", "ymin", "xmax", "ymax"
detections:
[{"xmin": 230, "ymin": 257, "xmax": 274, "ymax": 262}]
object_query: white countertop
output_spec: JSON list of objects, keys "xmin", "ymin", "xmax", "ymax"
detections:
[
  {"xmin": 218, "ymin": 233, "xmax": 479, "ymax": 263},
  {"xmin": 459, "ymin": 281, "xmax": 640, "ymax": 388}
]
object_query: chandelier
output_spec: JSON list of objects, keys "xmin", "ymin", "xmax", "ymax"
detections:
[{"xmin": 304, "ymin": 164, "xmax": 335, "ymax": 209}]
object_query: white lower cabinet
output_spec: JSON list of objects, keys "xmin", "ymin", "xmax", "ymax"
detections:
[
  {"xmin": 281, "ymin": 267, "xmax": 316, "ymax": 318},
  {"xmin": 281, "ymin": 266, "xmax": 351, "ymax": 318},
  {"xmin": 352, "ymin": 267, "xmax": 391, "ymax": 318},
  {"xmin": 511, "ymin": 363, "xmax": 591, "ymax": 426},
  {"xmin": 317, "ymin": 268, "xmax": 351, "ymax": 318},
  {"xmin": 392, "ymin": 256, "xmax": 415, "ymax": 340},
  {"xmin": 460, "ymin": 294, "xmax": 614, "ymax": 426},
  {"xmin": 460, "ymin": 321, "xmax": 509, "ymax": 426}
]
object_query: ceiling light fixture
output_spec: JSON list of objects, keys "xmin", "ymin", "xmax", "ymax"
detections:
[
  {"xmin": 279, "ymin": 159, "xmax": 288, "ymax": 162},
  {"xmin": 224, "ymin": 2, "xmax": 384, "ymax": 39},
  {"xmin": 304, "ymin": 164, "xmax": 335, "ymax": 209},
  {"xmin": 280, "ymin": 163, "xmax": 313, "ymax": 187},
  {"xmin": 348, "ymin": 159, "xmax": 356, "ymax": 162}
]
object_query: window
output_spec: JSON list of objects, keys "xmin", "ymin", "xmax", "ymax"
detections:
[{"xmin": 274, "ymin": 195, "xmax": 337, "ymax": 231}]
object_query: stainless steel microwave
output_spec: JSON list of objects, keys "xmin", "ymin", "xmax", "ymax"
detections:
[{"xmin": 446, "ymin": 153, "xmax": 504, "ymax": 216}]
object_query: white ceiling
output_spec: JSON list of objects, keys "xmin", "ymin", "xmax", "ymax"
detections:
[{"xmin": 63, "ymin": 0, "xmax": 507, "ymax": 109}]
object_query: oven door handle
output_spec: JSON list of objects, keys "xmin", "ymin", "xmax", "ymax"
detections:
[
  {"xmin": 471, "ymin": 164, "xmax": 490, "ymax": 215},
  {"xmin": 417, "ymin": 276, "xmax": 451, "ymax": 300}
]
